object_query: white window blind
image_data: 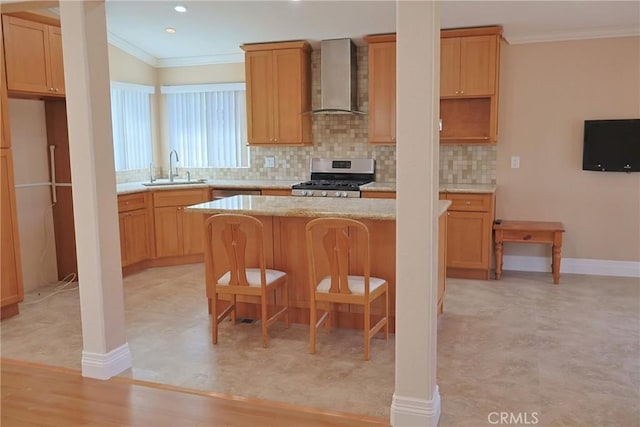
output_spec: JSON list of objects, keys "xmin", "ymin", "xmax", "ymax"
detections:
[
  {"xmin": 162, "ymin": 83, "xmax": 248, "ymax": 168},
  {"xmin": 110, "ymin": 82, "xmax": 154, "ymax": 171}
]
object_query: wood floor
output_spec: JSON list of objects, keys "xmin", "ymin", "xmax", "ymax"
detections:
[{"xmin": 0, "ymin": 359, "xmax": 389, "ymax": 427}]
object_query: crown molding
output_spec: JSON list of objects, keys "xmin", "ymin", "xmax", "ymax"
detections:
[
  {"xmin": 505, "ymin": 26, "xmax": 640, "ymax": 45},
  {"xmin": 107, "ymin": 31, "xmax": 158, "ymax": 67},
  {"xmin": 156, "ymin": 53, "xmax": 245, "ymax": 68}
]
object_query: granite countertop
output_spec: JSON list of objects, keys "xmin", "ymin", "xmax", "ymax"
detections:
[
  {"xmin": 117, "ymin": 179, "xmax": 495, "ymax": 195},
  {"xmin": 185, "ymin": 195, "xmax": 451, "ymax": 220},
  {"xmin": 116, "ymin": 179, "xmax": 300, "ymax": 195},
  {"xmin": 360, "ymin": 182, "xmax": 495, "ymax": 194}
]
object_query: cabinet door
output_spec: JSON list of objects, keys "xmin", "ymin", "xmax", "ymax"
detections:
[
  {"xmin": 120, "ymin": 211, "xmax": 150, "ymax": 266},
  {"xmin": 245, "ymin": 51, "xmax": 274, "ymax": 144},
  {"xmin": 154, "ymin": 207, "xmax": 182, "ymax": 258},
  {"xmin": 438, "ymin": 212, "xmax": 447, "ymax": 315},
  {"xmin": 440, "ymin": 38, "xmax": 461, "ymax": 97},
  {"xmin": 1, "ymin": 18, "xmax": 11, "ymax": 149},
  {"xmin": 368, "ymin": 41, "xmax": 396, "ymax": 144},
  {"xmin": 459, "ymin": 35, "xmax": 497, "ymax": 96},
  {"xmin": 1, "ymin": 149, "xmax": 24, "ymax": 308},
  {"xmin": 182, "ymin": 209, "xmax": 205, "ymax": 255},
  {"xmin": 446, "ymin": 211, "xmax": 490, "ymax": 270},
  {"xmin": 2, "ymin": 16, "xmax": 51, "ymax": 95},
  {"xmin": 273, "ymin": 49, "xmax": 304, "ymax": 144},
  {"xmin": 47, "ymin": 26, "xmax": 65, "ymax": 96}
]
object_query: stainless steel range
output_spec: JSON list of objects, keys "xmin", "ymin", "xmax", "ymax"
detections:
[{"xmin": 291, "ymin": 158, "xmax": 375, "ymax": 198}]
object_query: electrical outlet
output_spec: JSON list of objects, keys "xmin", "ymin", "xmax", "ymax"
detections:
[
  {"xmin": 511, "ymin": 156, "xmax": 520, "ymax": 169},
  {"xmin": 265, "ymin": 156, "xmax": 275, "ymax": 168}
]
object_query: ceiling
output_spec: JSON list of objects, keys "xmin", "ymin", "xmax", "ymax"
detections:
[{"xmin": 103, "ymin": 0, "xmax": 640, "ymax": 67}]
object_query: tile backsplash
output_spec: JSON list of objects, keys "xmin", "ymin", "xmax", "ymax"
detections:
[{"xmin": 117, "ymin": 46, "xmax": 495, "ymax": 186}]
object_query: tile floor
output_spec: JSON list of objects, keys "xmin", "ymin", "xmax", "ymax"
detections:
[{"xmin": 1, "ymin": 264, "xmax": 638, "ymax": 426}]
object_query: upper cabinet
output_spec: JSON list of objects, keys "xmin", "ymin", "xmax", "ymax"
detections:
[
  {"xmin": 241, "ymin": 41, "xmax": 312, "ymax": 146},
  {"xmin": 364, "ymin": 34, "xmax": 396, "ymax": 145},
  {"xmin": 440, "ymin": 26, "xmax": 502, "ymax": 144},
  {"xmin": 2, "ymin": 14, "xmax": 65, "ymax": 98},
  {"xmin": 440, "ymin": 34, "xmax": 498, "ymax": 97}
]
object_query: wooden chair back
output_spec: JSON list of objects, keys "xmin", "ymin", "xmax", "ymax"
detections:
[
  {"xmin": 205, "ymin": 214, "xmax": 266, "ymax": 287},
  {"xmin": 305, "ymin": 217, "xmax": 371, "ymax": 296}
]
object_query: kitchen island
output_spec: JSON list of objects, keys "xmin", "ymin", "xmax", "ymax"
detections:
[{"xmin": 186, "ymin": 196, "xmax": 451, "ymax": 331}]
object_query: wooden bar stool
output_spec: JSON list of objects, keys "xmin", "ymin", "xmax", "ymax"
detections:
[
  {"xmin": 305, "ymin": 217, "xmax": 389, "ymax": 360},
  {"xmin": 204, "ymin": 214, "xmax": 289, "ymax": 347}
]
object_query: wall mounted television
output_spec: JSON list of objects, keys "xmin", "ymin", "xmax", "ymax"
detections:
[{"xmin": 582, "ymin": 119, "xmax": 640, "ymax": 172}]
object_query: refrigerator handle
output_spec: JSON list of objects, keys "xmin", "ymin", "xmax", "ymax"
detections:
[{"xmin": 49, "ymin": 145, "xmax": 57, "ymax": 205}]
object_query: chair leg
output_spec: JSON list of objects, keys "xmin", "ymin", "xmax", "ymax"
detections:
[
  {"xmin": 325, "ymin": 302, "xmax": 331, "ymax": 334},
  {"xmin": 230, "ymin": 294, "xmax": 237, "ymax": 325},
  {"xmin": 364, "ymin": 303, "xmax": 371, "ymax": 361},
  {"xmin": 207, "ymin": 297, "xmax": 212, "ymax": 315},
  {"xmin": 283, "ymin": 281, "xmax": 289, "ymax": 329},
  {"xmin": 261, "ymin": 295, "xmax": 268, "ymax": 348},
  {"xmin": 309, "ymin": 296, "xmax": 316, "ymax": 354},
  {"xmin": 212, "ymin": 293, "xmax": 218, "ymax": 344}
]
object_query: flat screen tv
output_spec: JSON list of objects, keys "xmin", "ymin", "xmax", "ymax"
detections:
[{"xmin": 582, "ymin": 119, "xmax": 640, "ymax": 172}]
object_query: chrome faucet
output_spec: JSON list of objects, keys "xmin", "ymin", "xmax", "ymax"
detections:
[{"xmin": 169, "ymin": 150, "xmax": 179, "ymax": 182}]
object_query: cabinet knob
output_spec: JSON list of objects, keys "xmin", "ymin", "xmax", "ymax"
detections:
[
  {"xmin": 460, "ymin": 90, "xmax": 464, "ymax": 94},
  {"xmin": 50, "ymin": 87, "xmax": 55, "ymax": 92},
  {"xmin": 465, "ymin": 201, "xmax": 471, "ymax": 205}
]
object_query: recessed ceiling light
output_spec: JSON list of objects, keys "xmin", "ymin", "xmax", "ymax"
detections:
[
  {"xmin": 174, "ymin": 5, "xmax": 187, "ymax": 13},
  {"xmin": 165, "ymin": 27, "xmax": 176, "ymax": 34}
]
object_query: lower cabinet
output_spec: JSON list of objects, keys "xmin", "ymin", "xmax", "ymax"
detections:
[
  {"xmin": 361, "ymin": 191, "xmax": 396, "ymax": 199},
  {"xmin": 260, "ymin": 189, "xmax": 290, "ymax": 196},
  {"xmin": 153, "ymin": 189, "xmax": 209, "ymax": 258},
  {"xmin": 118, "ymin": 192, "xmax": 153, "ymax": 268},
  {"xmin": 438, "ymin": 211, "xmax": 447, "ymax": 315},
  {"xmin": 440, "ymin": 192, "xmax": 495, "ymax": 280}
]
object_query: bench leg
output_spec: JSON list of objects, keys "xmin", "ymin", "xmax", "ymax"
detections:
[
  {"xmin": 552, "ymin": 245, "xmax": 561, "ymax": 284},
  {"xmin": 495, "ymin": 241, "xmax": 503, "ymax": 280}
]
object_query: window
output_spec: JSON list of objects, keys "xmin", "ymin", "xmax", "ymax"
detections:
[
  {"xmin": 162, "ymin": 83, "xmax": 248, "ymax": 168},
  {"xmin": 110, "ymin": 82, "xmax": 154, "ymax": 171}
]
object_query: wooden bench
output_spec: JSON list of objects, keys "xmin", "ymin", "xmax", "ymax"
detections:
[{"xmin": 493, "ymin": 220, "xmax": 565, "ymax": 284}]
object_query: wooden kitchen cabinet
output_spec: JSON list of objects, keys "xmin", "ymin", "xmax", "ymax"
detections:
[
  {"xmin": 242, "ymin": 41, "xmax": 312, "ymax": 146},
  {"xmin": 364, "ymin": 34, "xmax": 396, "ymax": 145},
  {"xmin": 438, "ymin": 210, "xmax": 447, "ymax": 315},
  {"xmin": 2, "ymin": 14, "xmax": 65, "ymax": 97},
  {"xmin": 441, "ymin": 192, "xmax": 495, "ymax": 280},
  {"xmin": 1, "ymin": 23, "xmax": 24, "ymax": 319},
  {"xmin": 1, "ymin": 149, "xmax": 24, "ymax": 319},
  {"xmin": 153, "ymin": 189, "xmax": 209, "ymax": 258},
  {"xmin": 440, "ymin": 26, "xmax": 501, "ymax": 144},
  {"xmin": 118, "ymin": 192, "xmax": 153, "ymax": 268},
  {"xmin": 361, "ymin": 191, "xmax": 396, "ymax": 199},
  {"xmin": 261, "ymin": 189, "xmax": 291, "ymax": 196}
]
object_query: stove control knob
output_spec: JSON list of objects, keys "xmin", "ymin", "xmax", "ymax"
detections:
[
  {"xmin": 342, "ymin": 192, "xmax": 348, "ymax": 198},
  {"xmin": 308, "ymin": 191, "xmax": 314, "ymax": 197},
  {"xmin": 300, "ymin": 190, "xmax": 307, "ymax": 196},
  {"xmin": 321, "ymin": 191, "xmax": 327, "ymax": 197},
  {"xmin": 334, "ymin": 191, "xmax": 341, "ymax": 197}
]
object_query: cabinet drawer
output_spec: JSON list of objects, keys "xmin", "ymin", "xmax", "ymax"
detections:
[
  {"xmin": 153, "ymin": 189, "xmax": 207, "ymax": 208},
  {"xmin": 499, "ymin": 229, "xmax": 555, "ymax": 243},
  {"xmin": 447, "ymin": 193, "xmax": 491, "ymax": 212},
  {"xmin": 118, "ymin": 192, "xmax": 147, "ymax": 212}
]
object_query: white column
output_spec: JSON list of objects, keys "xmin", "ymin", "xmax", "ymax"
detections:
[
  {"xmin": 393, "ymin": 2, "xmax": 440, "ymax": 426},
  {"xmin": 59, "ymin": 1, "xmax": 131, "ymax": 380}
]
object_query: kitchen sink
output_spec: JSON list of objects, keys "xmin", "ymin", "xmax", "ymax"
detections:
[{"xmin": 142, "ymin": 178, "xmax": 208, "ymax": 187}]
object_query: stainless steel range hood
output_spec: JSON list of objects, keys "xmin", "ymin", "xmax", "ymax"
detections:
[{"xmin": 312, "ymin": 39, "xmax": 365, "ymax": 115}]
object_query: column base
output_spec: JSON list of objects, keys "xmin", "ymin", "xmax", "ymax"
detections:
[
  {"xmin": 391, "ymin": 386, "xmax": 441, "ymax": 427},
  {"xmin": 81, "ymin": 342, "xmax": 132, "ymax": 380}
]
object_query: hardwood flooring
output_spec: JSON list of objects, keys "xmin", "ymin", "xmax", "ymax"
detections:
[{"xmin": 1, "ymin": 359, "xmax": 389, "ymax": 427}]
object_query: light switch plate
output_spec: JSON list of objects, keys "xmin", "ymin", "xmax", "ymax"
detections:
[
  {"xmin": 265, "ymin": 156, "xmax": 275, "ymax": 168},
  {"xmin": 511, "ymin": 156, "xmax": 520, "ymax": 169}
]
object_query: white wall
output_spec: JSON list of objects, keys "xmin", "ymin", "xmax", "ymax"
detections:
[{"xmin": 9, "ymin": 99, "xmax": 58, "ymax": 293}]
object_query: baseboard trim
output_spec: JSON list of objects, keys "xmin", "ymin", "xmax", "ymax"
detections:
[
  {"xmin": 503, "ymin": 255, "xmax": 640, "ymax": 278},
  {"xmin": 81, "ymin": 343, "xmax": 132, "ymax": 380},
  {"xmin": 390, "ymin": 386, "xmax": 441, "ymax": 427}
]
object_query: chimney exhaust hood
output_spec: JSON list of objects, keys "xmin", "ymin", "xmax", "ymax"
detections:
[{"xmin": 312, "ymin": 38, "xmax": 365, "ymax": 115}]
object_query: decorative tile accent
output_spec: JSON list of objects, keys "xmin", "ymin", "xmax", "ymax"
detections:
[
  {"xmin": 439, "ymin": 145, "xmax": 496, "ymax": 185},
  {"xmin": 116, "ymin": 46, "xmax": 495, "ymax": 186}
]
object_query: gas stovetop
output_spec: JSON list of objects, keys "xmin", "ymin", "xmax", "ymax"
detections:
[{"xmin": 291, "ymin": 158, "xmax": 375, "ymax": 198}]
